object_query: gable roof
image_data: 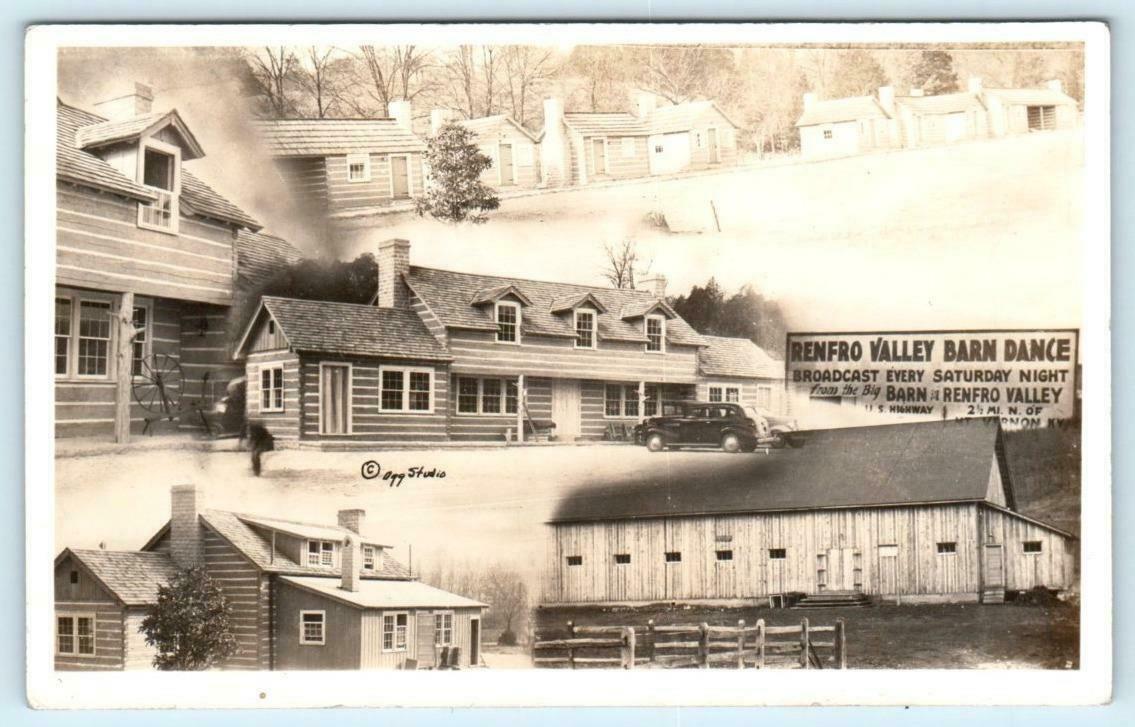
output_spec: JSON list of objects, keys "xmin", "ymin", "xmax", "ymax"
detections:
[
  {"xmin": 549, "ymin": 419, "xmax": 1019, "ymax": 523},
  {"xmin": 470, "ymin": 284, "xmax": 534, "ymax": 307},
  {"xmin": 281, "ymin": 576, "xmax": 486, "ymax": 610},
  {"xmin": 236, "ymin": 296, "xmax": 452, "ymax": 362},
  {"xmin": 405, "ymin": 266, "xmax": 706, "ymax": 346},
  {"xmin": 57, "ymin": 100, "xmax": 261, "ymax": 230},
  {"xmin": 254, "ymin": 118, "xmax": 427, "ymax": 157},
  {"xmin": 60, "ymin": 548, "xmax": 179, "ymax": 606},
  {"xmin": 648, "ymin": 100, "xmax": 740, "ymax": 133},
  {"xmin": 236, "ymin": 230, "xmax": 303, "ymax": 288},
  {"xmin": 562, "ymin": 112, "xmax": 649, "ymax": 137},
  {"xmin": 796, "ymin": 96, "xmax": 891, "ymax": 127},
  {"xmin": 550, "ymin": 292, "xmax": 609, "ymax": 315},
  {"xmin": 74, "ymin": 109, "xmax": 205, "ymax": 160},
  {"xmin": 456, "ymin": 114, "xmax": 539, "ymax": 143},
  {"xmin": 897, "ymin": 92, "xmax": 985, "ymax": 115},
  {"xmin": 238, "ymin": 514, "xmax": 391, "ymax": 549},
  {"xmin": 699, "ymin": 335, "xmax": 784, "ymax": 379},
  {"xmin": 619, "ymin": 298, "xmax": 677, "ymax": 321},
  {"xmin": 983, "ymin": 87, "xmax": 1078, "ymax": 107}
]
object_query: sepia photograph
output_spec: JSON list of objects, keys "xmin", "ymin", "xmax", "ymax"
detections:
[{"xmin": 25, "ymin": 22, "xmax": 1110, "ymax": 708}]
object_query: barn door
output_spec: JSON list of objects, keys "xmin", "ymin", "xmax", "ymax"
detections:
[
  {"xmin": 498, "ymin": 143, "xmax": 514, "ymax": 185},
  {"xmin": 878, "ymin": 545, "xmax": 899, "ymax": 595},
  {"xmin": 391, "ymin": 155, "xmax": 410, "ymax": 198},
  {"xmin": 823, "ymin": 547, "xmax": 861, "ymax": 591}
]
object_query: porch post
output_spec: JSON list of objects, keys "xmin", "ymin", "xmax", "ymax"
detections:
[
  {"xmin": 638, "ymin": 380, "xmax": 646, "ymax": 423},
  {"xmin": 516, "ymin": 374, "xmax": 525, "ymax": 443},
  {"xmin": 113, "ymin": 291, "xmax": 135, "ymax": 444}
]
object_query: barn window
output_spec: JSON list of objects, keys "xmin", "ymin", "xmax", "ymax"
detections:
[
  {"xmin": 665, "ymin": 551, "xmax": 682, "ymax": 563},
  {"xmin": 435, "ymin": 612, "xmax": 454, "ymax": 646},
  {"xmin": 566, "ymin": 555, "xmax": 583, "ymax": 566},
  {"xmin": 1023, "ymin": 541, "xmax": 1043, "ymax": 554},
  {"xmin": 937, "ymin": 542, "xmax": 957, "ymax": 555},
  {"xmin": 495, "ymin": 301, "xmax": 520, "ymax": 343},
  {"xmin": 878, "ymin": 544, "xmax": 898, "ymax": 557},
  {"xmin": 613, "ymin": 553, "xmax": 631, "ymax": 565},
  {"xmin": 574, "ymin": 309, "xmax": 596, "ymax": 349},
  {"xmin": 379, "ymin": 366, "xmax": 434, "ymax": 412},
  {"xmin": 382, "ymin": 612, "xmax": 408, "ymax": 651},
  {"xmin": 260, "ymin": 365, "xmax": 284, "ymax": 412},
  {"xmin": 307, "ymin": 540, "xmax": 336, "ymax": 567},
  {"xmin": 715, "ymin": 550, "xmax": 734, "ymax": 561},
  {"xmin": 346, "ymin": 153, "xmax": 371, "ymax": 182},
  {"xmin": 768, "ymin": 548, "xmax": 786, "ymax": 560},
  {"xmin": 56, "ymin": 614, "xmax": 95, "ymax": 656},
  {"xmin": 823, "ymin": 129, "xmax": 833, "ymax": 140},
  {"xmin": 300, "ymin": 611, "xmax": 325, "ymax": 645},
  {"xmin": 69, "ymin": 570, "xmax": 79, "ymax": 585},
  {"xmin": 645, "ymin": 315, "xmax": 665, "ymax": 353}
]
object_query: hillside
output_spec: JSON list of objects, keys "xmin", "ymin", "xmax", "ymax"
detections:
[{"xmin": 1002, "ymin": 423, "xmax": 1082, "ymax": 537}]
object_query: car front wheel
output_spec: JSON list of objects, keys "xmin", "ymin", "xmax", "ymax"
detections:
[
  {"xmin": 646, "ymin": 433, "xmax": 666, "ymax": 452},
  {"xmin": 721, "ymin": 433, "xmax": 742, "ymax": 453}
]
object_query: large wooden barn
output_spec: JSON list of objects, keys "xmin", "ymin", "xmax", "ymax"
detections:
[{"xmin": 543, "ymin": 418, "xmax": 1075, "ymax": 606}]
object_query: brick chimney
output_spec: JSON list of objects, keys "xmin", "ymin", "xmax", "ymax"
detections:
[
  {"xmin": 376, "ymin": 238, "xmax": 411, "ymax": 309},
  {"xmin": 877, "ymin": 86, "xmax": 895, "ymax": 115},
  {"xmin": 967, "ymin": 77, "xmax": 983, "ymax": 95},
  {"xmin": 802, "ymin": 92, "xmax": 817, "ymax": 111},
  {"xmin": 639, "ymin": 274, "xmax": 668, "ymax": 299},
  {"xmin": 635, "ymin": 92, "xmax": 657, "ymax": 120},
  {"xmin": 1046, "ymin": 79, "xmax": 1064, "ymax": 94},
  {"xmin": 169, "ymin": 484, "xmax": 203, "ymax": 569},
  {"xmin": 340, "ymin": 535, "xmax": 361, "ymax": 592},
  {"xmin": 388, "ymin": 99, "xmax": 413, "ymax": 132},
  {"xmin": 94, "ymin": 81, "xmax": 154, "ymax": 121},
  {"xmin": 338, "ymin": 508, "xmax": 365, "ymax": 534}
]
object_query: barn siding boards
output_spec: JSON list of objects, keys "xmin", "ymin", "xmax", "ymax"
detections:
[
  {"xmin": 246, "ymin": 350, "xmax": 303, "ymax": 442},
  {"xmin": 274, "ymin": 580, "xmax": 363, "ymax": 670},
  {"xmin": 202, "ymin": 526, "xmax": 265, "ymax": 670},
  {"xmin": 980, "ymin": 506, "xmax": 1075, "ymax": 592}
]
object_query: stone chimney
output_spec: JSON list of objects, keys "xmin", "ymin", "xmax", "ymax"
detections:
[
  {"xmin": 376, "ymin": 238, "xmax": 411, "ymax": 309},
  {"xmin": 169, "ymin": 484, "xmax": 203, "ymax": 569},
  {"xmin": 388, "ymin": 99, "xmax": 412, "ymax": 132},
  {"xmin": 967, "ymin": 77, "xmax": 983, "ymax": 95},
  {"xmin": 540, "ymin": 97, "xmax": 567, "ymax": 187},
  {"xmin": 338, "ymin": 508, "xmax": 365, "ymax": 534},
  {"xmin": 94, "ymin": 81, "xmax": 154, "ymax": 121},
  {"xmin": 1046, "ymin": 79, "xmax": 1064, "ymax": 94},
  {"xmin": 639, "ymin": 274, "xmax": 668, "ymax": 299},
  {"xmin": 340, "ymin": 535, "xmax": 361, "ymax": 592},
  {"xmin": 877, "ymin": 86, "xmax": 895, "ymax": 115},
  {"xmin": 802, "ymin": 92, "xmax": 817, "ymax": 110},
  {"xmin": 430, "ymin": 109, "xmax": 455, "ymax": 136},
  {"xmin": 910, "ymin": 88, "xmax": 925, "ymax": 97},
  {"xmin": 635, "ymin": 92, "xmax": 657, "ymax": 120}
]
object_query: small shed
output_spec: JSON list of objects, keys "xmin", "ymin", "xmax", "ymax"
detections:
[
  {"xmin": 697, "ymin": 335, "xmax": 786, "ymax": 414},
  {"xmin": 983, "ymin": 82, "xmax": 1079, "ymax": 137},
  {"xmin": 436, "ymin": 113, "xmax": 541, "ymax": 189}
]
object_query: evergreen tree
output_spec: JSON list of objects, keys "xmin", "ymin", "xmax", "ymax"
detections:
[
  {"xmin": 140, "ymin": 567, "xmax": 239, "ymax": 670},
  {"xmin": 415, "ymin": 123, "xmax": 500, "ymax": 224},
  {"xmin": 911, "ymin": 50, "xmax": 959, "ymax": 95}
]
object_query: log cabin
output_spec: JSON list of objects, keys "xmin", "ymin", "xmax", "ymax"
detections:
[
  {"xmin": 539, "ymin": 94, "xmax": 741, "ymax": 187},
  {"xmin": 430, "ymin": 110, "xmax": 542, "ymax": 190},
  {"xmin": 254, "ymin": 101, "xmax": 427, "ymax": 218},
  {"xmin": 54, "ymin": 484, "xmax": 485, "ymax": 671},
  {"xmin": 236, "ymin": 238, "xmax": 784, "ymax": 445},
  {"xmin": 55, "ymin": 84, "xmax": 293, "ymax": 442},
  {"xmin": 697, "ymin": 335, "xmax": 786, "ymax": 414},
  {"xmin": 543, "ymin": 418, "xmax": 1076, "ymax": 606}
]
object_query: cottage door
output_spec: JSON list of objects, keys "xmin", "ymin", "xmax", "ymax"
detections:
[
  {"xmin": 391, "ymin": 155, "xmax": 410, "ymax": 199},
  {"xmin": 550, "ymin": 379, "xmax": 582, "ymax": 440},
  {"xmin": 498, "ymin": 143, "xmax": 514, "ymax": 185},
  {"xmin": 416, "ymin": 611, "xmax": 437, "ymax": 668},
  {"xmin": 319, "ymin": 364, "xmax": 350, "ymax": 435},
  {"xmin": 707, "ymin": 128, "xmax": 719, "ymax": 163},
  {"xmin": 983, "ymin": 544, "xmax": 1005, "ymax": 588},
  {"xmin": 592, "ymin": 139, "xmax": 607, "ymax": 175}
]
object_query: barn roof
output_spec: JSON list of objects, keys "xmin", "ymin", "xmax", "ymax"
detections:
[
  {"xmin": 57, "ymin": 100, "xmax": 261, "ymax": 230},
  {"xmin": 549, "ymin": 419, "xmax": 1019, "ymax": 523},
  {"xmin": 253, "ymin": 118, "xmax": 426, "ymax": 157},
  {"xmin": 897, "ymin": 92, "xmax": 985, "ymax": 115},
  {"xmin": 281, "ymin": 576, "xmax": 487, "ymax": 610},
  {"xmin": 796, "ymin": 96, "xmax": 891, "ymax": 127},
  {"xmin": 699, "ymin": 335, "xmax": 783, "ymax": 379},
  {"xmin": 405, "ymin": 266, "xmax": 706, "ymax": 346},
  {"xmin": 60, "ymin": 548, "xmax": 179, "ymax": 606},
  {"xmin": 235, "ymin": 296, "xmax": 452, "ymax": 362},
  {"xmin": 983, "ymin": 87, "xmax": 1078, "ymax": 107},
  {"xmin": 236, "ymin": 230, "xmax": 303, "ymax": 288}
]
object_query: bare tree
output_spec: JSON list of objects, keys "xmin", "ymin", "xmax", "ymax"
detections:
[
  {"xmin": 500, "ymin": 45, "xmax": 558, "ymax": 126},
  {"xmin": 602, "ymin": 238, "xmax": 652, "ymax": 290},
  {"xmin": 480, "ymin": 564, "xmax": 528, "ymax": 643},
  {"xmin": 356, "ymin": 45, "xmax": 434, "ymax": 117},
  {"xmin": 246, "ymin": 47, "xmax": 299, "ymax": 118},
  {"xmin": 296, "ymin": 46, "xmax": 341, "ymax": 118},
  {"xmin": 635, "ymin": 45, "xmax": 738, "ymax": 105},
  {"xmin": 566, "ymin": 46, "xmax": 628, "ymax": 111}
]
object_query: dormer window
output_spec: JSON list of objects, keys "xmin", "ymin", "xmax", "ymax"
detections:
[
  {"xmin": 645, "ymin": 315, "xmax": 665, "ymax": 353},
  {"xmin": 575, "ymin": 309, "xmax": 596, "ymax": 349},
  {"xmin": 496, "ymin": 301, "xmax": 520, "ymax": 344},
  {"xmin": 137, "ymin": 139, "xmax": 180, "ymax": 233},
  {"xmin": 362, "ymin": 545, "xmax": 377, "ymax": 571},
  {"xmin": 306, "ymin": 540, "xmax": 336, "ymax": 568}
]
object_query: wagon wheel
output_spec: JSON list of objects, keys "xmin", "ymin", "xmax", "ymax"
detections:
[{"xmin": 131, "ymin": 353, "xmax": 184, "ymax": 421}]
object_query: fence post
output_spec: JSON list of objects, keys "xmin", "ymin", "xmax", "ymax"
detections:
[
  {"xmin": 698, "ymin": 622, "xmax": 710, "ymax": 669},
  {"xmin": 646, "ymin": 619, "xmax": 656, "ymax": 664},
  {"xmin": 799, "ymin": 617, "xmax": 810, "ymax": 669},
  {"xmin": 622, "ymin": 626, "xmax": 636, "ymax": 669},
  {"xmin": 567, "ymin": 621, "xmax": 576, "ymax": 670},
  {"xmin": 756, "ymin": 619, "xmax": 766, "ymax": 669},
  {"xmin": 736, "ymin": 619, "xmax": 746, "ymax": 669},
  {"xmin": 836, "ymin": 618, "xmax": 847, "ymax": 669}
]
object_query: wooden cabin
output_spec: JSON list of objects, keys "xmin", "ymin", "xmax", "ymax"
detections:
[
  {"xmin": 697, "ymin": 335, "xmax": 786, "ymax": 414},
  {"xmin": 543, "ymin": 419, "xmax": 1076, "ymax": 606},
  {"xmin": 56, "ymin": 85, "xmax": 275, "ymax": 440},
  {"xmin": 55, "ymin": 485, "xmax": 485, "ymax": 671},
  {"xmin": 431, "ymin": 111, "xmax": 541, "ymax": 190},
  {"xmin": 983, "ymin": 80, "xmax": 1079, "ymax": 137}
]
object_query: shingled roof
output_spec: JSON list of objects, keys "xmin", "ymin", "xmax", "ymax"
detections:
[
  {"xmin": 699, "ymin": 335, "xmax": 783, "ymax": 379},
  {"xmin": 74, "ymin": 109, "xmax": 205, "ymax": 160},
  {"xmin": 562, "ymin": 112, "xmax": 649, "ymax": 137},
  {"xmin": 648, "ymin": 100, "xmax": 740, "ymax": 133},
  {"xmin": 456, "ymin": 114, "xmax": 539, "ymax": 142},
  {"xmin": 254, "ymin": 119, "xmax": 426, "ymax": 157},
  {"xmin": 796, "ymin": 95, "xmax": 891, "ymax": 127},
  {"xmin": 58, "ymin": 100, "xmax": 260, "ymax": 230},
  {"xmin": 549, "ymin": 419, "xmax": 1035, "ymax": 524},
  {"xmin": 61, "ymin": 549, "xmax": 179, "ymax": 606},
  {"xmin": 236, "ymin": 230, "xmax": 303, "ymax": 288},
  {"xmin": 405, "ymin": 266, "xmax": 706, "ymax": 346},
  {"xmin": 282, "ymin": 576, "xmax": 487, "ymax": 610},
  {"xmin": 236, "ymin": 296, "xmax": 451, "ymax": 361},
  {"xmin": 898, "ymin": 92, "xmax": 985, "ymax": 115}
]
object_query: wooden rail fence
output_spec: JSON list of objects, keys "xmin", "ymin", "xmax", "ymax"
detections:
[{"xmin": 533, "ymin": 618, "xmax": 846, "ymax": 670}]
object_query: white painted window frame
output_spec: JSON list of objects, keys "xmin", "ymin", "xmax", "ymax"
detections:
[
  {"xmin": 455, "ymin": 376, "xmax": 519, "ymax": 417},
  {"xmin": 434, "ymin": 610, "xmax": 454, "ymax": 647},
  {"xmin": 603, "ymin": 382, "xmax": 641, "ymax": 419},
  {"xmin": 74, "ymin": 296, "xmax": 115, "ymax": 381},
  {"xmin": 388, "ymin": 153, "xmax": 414, "ymax": 198},
  {"xmin": 378, "ymin": 365, "xmax": 435, "ymax": 413},
  {"xmin": 55, "ymin": 612, "xmax": 97, "ymax": 656},
  {"xmin": 755, "ymin": 385, "xmax": 773, "ymax": 410},
  {"xmin": 136, "ymin": 137, "xmax": 181, "ymax": 234},
  {"xmin": 346, "ymin": 152, "xmax": 372, "ymax": 183},
  {"xmin": 494, "ymin": 301, "xmax": 521, "ymax": 344},
  {"xmin": 644, "ymin": 314, "xmax": 666, "ymax": 354},
  {"xmin": 382, "ymin": 611, "xmax": 409, "ymax": 652},
  {"xmin": 643, "ymin": 383, "xmax": 660, "ymax": 417},
  {"xmin": 306, "ymin": 539, "xmax": 337, "ymax": 568},
  {"xmin": 707, "ymin": 383, "xmax": 742, "ymax": 404},
  {"xmin": 299, "ymin": 610, "xmax": 326, "ymax": 645},
  {"xmin": 362, "ymin": 544, "xmax": 376, "ymax": 571},
  {"xmin": 574, "ymin": 308, "xmax": 597, "ymax": 350},
  {"xmin": 318, "ymin": 361, "xmax": 353, "ymax": 435},
  {"xmin": 260, "ymin": 364, "xmax": 285, "ymax": 413}
]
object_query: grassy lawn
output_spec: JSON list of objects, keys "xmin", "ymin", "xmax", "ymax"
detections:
[{"xmin": 535, "ymin": 600, "xmax": 1079, "ymax": 670}]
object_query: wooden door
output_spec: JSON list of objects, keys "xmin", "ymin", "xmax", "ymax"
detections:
[
  {"xmin": 550, "ymin": 379, "xmax": 581, "ymax": 440},
  {"xmin": 878, "ymin": 545, "xmax": 899, "ymax": 595},
  {"xmin": 498, "ymin": 143, "xmax": 514, "ymax": 185},
  {"xmin": 825, "ymin": 547, "xmax": 860, "ymax": 591},
  {"xmin": 391, "ymin": 155, "xmax": 410, "ymax": 198},
  {"xmin": 469, "ymin": 617, "xmax": 481, "ymax": 666},
  {"xmin": 592, "ymin": 138, "xmax": 607, "ymax": 175},
  {"xmin": 416, "ymin": 611, "xmax": 436, "ymax": 668},
  {"xmin": 319, "ymin": 364, "xmax": 350, "ymax": 435},
  {"xmin": 707, "ymin": 128, "xmax": 719, "ymax": 162}
]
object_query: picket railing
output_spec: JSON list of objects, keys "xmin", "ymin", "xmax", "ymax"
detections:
[{"xmin": 533, "ymin": 618, "xmax": 846, "ymax": 670}]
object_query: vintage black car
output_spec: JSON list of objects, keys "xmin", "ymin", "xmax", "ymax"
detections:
[{"xmin": 634, "ymin": 401, "xmax": 774, "ymax": 453}]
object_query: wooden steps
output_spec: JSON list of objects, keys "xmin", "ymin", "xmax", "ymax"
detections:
[{"xmin": 792, "ymin": 591, "xmax": 872, "ymax": 609}]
